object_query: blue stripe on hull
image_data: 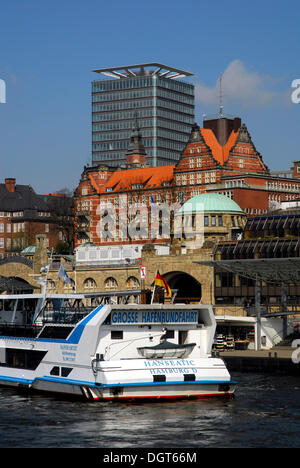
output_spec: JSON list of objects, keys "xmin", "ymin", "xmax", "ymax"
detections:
[
  {"xmin": 0, "ymin": 374, "xmax": 236, "ymax": 389},
  {"xmin": 0, "ymin": 375, "xmax": 34, "ymax": 385}
]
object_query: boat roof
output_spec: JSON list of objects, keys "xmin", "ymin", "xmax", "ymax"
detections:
[{"xmin": 0, "ymin": 293, "xmax": 85, "ymax": 299}]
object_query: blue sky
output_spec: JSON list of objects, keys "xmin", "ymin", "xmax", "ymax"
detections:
[{"xmin": 0, "ymin": 0, "xmax": 299, "ymax": 193}]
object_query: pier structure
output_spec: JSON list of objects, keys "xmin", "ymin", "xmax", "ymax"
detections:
[{"xmin": 196, "ymin": 258, "xmax": 300, "ymax": 350}]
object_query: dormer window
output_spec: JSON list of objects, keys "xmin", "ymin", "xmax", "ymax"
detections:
[{"xmin": 132, "ymin": 183, "xmax": 144, "ymax": 190}]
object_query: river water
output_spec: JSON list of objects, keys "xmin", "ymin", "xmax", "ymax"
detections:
[
  {"xmin": 0, "ymin": 372, "xmax": 300, "ymax": 449},
  {"xmin": 0, "ymin": 372, "xmax": 299, "ymax": 449}
]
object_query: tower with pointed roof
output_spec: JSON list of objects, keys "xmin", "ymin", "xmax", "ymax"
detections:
[{"xmin": 126, "ymin": 118, "xmax": 147, "ymax": 169}]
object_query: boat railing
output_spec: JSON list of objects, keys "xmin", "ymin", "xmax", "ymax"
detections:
[{"xmin": 36, "ymin": 306, "xmax": 95, "ymax": 325}]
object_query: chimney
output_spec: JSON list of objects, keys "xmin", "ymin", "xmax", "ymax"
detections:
[
  {"xmin": 293, "ymin": 161, "xmax": 300, "ymax": 179},
  {"xmin": 5, "ymin": 178, "xmax": 16, "ymax": 193},
  {"xmin": 203, "ymin": 116, "xmax": 241, "ymax": 146}
]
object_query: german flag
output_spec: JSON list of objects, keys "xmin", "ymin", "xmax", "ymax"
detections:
[{"xmin": 154, "ymin": 271, "xmax": 172, "ymax": 297}]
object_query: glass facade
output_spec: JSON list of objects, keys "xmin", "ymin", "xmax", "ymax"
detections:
[{"xmin": 92, "ymin": 72, "xmax": 194, "ymax": 167}]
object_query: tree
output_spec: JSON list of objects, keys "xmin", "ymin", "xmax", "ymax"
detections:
[{"xmin": 46, "ymin": 191, "xmax": 74, "ymax": 252}]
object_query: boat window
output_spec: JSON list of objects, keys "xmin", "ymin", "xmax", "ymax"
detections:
[
  {"xmin": 111, "ymin": 331, "xmax": 123, "ymax": 340},
  {"xmin": 165, "ymin": 330, "xmax": 174, "ymax": 339},
  {"xmin": 16, "ymin": 299, "xmax": 24, "ymax": 311},
  {"xmin": 50, "ymin": 366, "xmax": 73, "ymax": 377},
  {"xmin": 153, "ymin": 375, "xmax": 166, "ymax": 382},
  {"xmin": 4, "ymin": 299, "xmax": 15, "ymax": 311},
  {"xmin": 50, "ymin": 366, "xmax": 60, "ymax": 376},
  {"xmin": 0, "ymin": 348, "xmax": 47, "ymax": 370},
  {"xmin": 24, "ymin": 299, "xmax": 38, "ymax": 313},
  {"xmin": 184, "ymin": 374, "xmax": 195, "ymax": 381},
  {"xmin": 38, "ymin": 325, "xmax": 74, "ymax": 339},
  {"xmin": 61, "ymin": 367, "xmax": 73, "ymax": 377}
]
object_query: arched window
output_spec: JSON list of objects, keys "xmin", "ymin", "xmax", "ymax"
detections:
[
  {"xmin": 126, "ymin": 276, "xmax": 140, "ymax": 289},
  {"xmin": 104, "ymin": 277, "xmax": 118, "ymax": 290},
  {"xmin": 47, "ymin": 279, "xmax": 56, "ymax": 290},
  {"xmin": 84, "ymin": 277, "xmax": 97, "ymax": 289}
]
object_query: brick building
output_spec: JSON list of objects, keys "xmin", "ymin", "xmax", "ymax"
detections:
[
  {"xmin": 0, "ymin": 178, "xmax": 74, "ymax": 258},
  {"xmin": 74, "ymin": 114, "xmax": 300, "ymax": 248}
]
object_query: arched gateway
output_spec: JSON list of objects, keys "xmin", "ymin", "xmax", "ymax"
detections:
[{"xmin": 163, "ymin": 271, "xmax": 202, "ymax": 303}]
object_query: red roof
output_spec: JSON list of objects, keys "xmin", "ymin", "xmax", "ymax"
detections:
[
  {"xmin": 201, "ymin": 128, "xmax": 239, "ymax": 165},
  {"xmin": 89, "ymin": 165, "xmax": 175, "ymax": 194}
]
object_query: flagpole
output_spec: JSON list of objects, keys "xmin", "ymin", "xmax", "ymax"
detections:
[
  {"xmin": 45, "ymin": 248, "xmax": 54, "ymax": 292},
  {"xmin": 74, "ymin": 257, "xmax": 77, "ymax": 293},
  {"xmin": 151, "ymin": 283, "xmax": 156, "ymax": 304},
  {"xmin": 151, "ymin": 270, "xmax": 158, "ymax": 304}
]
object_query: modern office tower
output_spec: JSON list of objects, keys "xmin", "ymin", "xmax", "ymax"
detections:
[{"xmin": 91, "ymin": 63, "xmax": 194, "ymax": 167}]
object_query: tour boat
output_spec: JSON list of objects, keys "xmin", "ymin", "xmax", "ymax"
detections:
[{"xmin": 0, "ymin": 290, "xmax": 236, "ymax": 400}]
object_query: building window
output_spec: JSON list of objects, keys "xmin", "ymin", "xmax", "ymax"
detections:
[
  {"xmin": 84, "ymin": 277, "xmax": 97, "ymax": 289},
  {"xmin": 126, "ymin": 276, "xmax": 140, "ymax": 289},
  {"xmin": 211, "ymin": 216, "xmax": 216, "ymax": 226},
  {"xmin": 47, "ymin": 279, "xmax": 56, "ymax": 290},
  {"xmin": 0, "ymin": 224, "xmax": 4, "ymax": 233},
  {"xmin": 231, "ymin": 216, "xmax": 236, "ymax": 227},
  {"xmin": 105, "ymin": 277, "xmax": 118, "ymax": 289},
  {"xmin": 204, "ymin": 216, "xmax": 209, "ymax": 226},
  {"xmin": 82, "ymin": 200, "xmax": 89, "ymax": 211},
  {"xmin": 218, "ymin": 215, "xmax": 223, "ymax": 226},
  {"xmin": 45, "ymin": 224, "xmax": 49, "ymax": 233}
]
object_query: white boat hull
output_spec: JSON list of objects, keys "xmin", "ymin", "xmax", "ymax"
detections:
[{"xmin": 0, "ymin": 378, "xmax": 235, "ymax": 401}]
